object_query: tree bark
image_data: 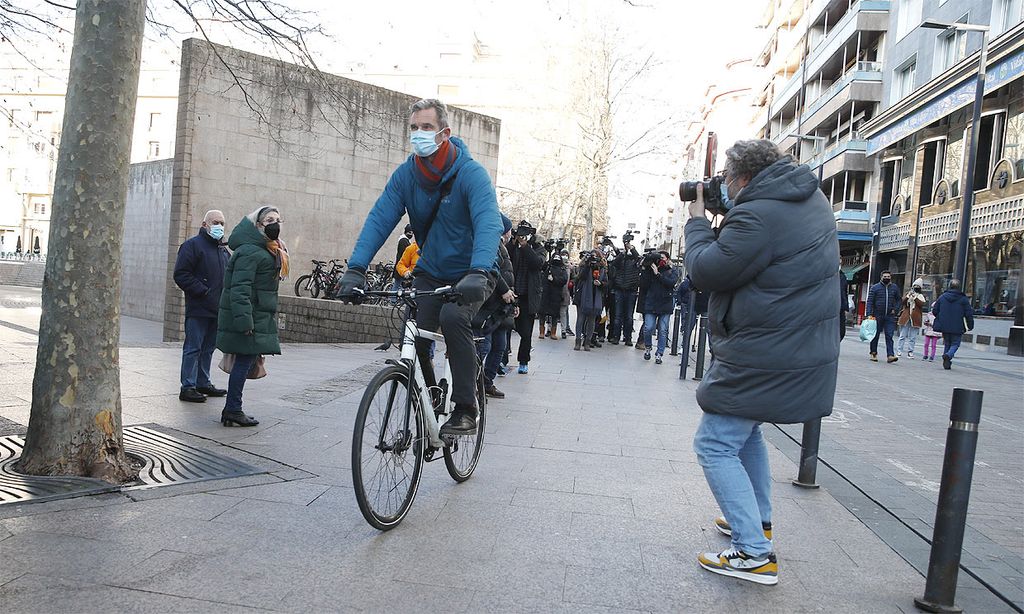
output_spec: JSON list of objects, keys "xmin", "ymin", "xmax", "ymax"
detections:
[{"xmin": 19, "ymin": 0, "xmax": 147, "ymax": 483}]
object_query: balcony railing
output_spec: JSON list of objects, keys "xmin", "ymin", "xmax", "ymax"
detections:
[
  {"xmin": 879, "ymin": 220, "xmax": 911, "ymax": 251},
  {"xmin": 804, "ymin": 0, "xmax": 889, "ymax": 80},
  {"xmin": 801, "ymin": 62, "xmax": 882, "ymax": 119},
  {"xmin": 806, "ymin": 138, "xmax": 868, "ymax": 168},
  {"xmin": 771, "ymin": 116, "xmax": 800, "ymax": 144},
  {"xmin": 769, "ymin": 70, "xmax": 803, "ymax": 117}
]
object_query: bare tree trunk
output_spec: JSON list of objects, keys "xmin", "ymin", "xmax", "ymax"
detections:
[{"xmin": 19, "ymin": 0, "xmax": 147, "ymax": 483}]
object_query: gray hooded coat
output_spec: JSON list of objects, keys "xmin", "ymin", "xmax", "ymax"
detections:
[{"xmin": 684, "ymin": 158, "xmax": 840, "ymax": 424}]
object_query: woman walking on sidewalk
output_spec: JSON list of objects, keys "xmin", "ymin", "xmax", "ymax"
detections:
[
  {"xmin": 896, "ymin": 279, "xmax": 926, "ymax": 358},
  {"xmin": 216, "ymin": 206, "xmax": 288, "ymax": 427}
]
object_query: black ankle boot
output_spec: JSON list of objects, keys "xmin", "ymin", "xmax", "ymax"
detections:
[{"xmin": 221, "ymin": 410, "xmax": 259, "ymax": 427}]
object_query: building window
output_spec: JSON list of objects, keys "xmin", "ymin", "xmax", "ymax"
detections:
[
  {"xmin": 936, "ymin": 19, "xmax": 968, "ymax": 72},
  {"xmin": 880, "ymin": 158, "xmax": 901, "ymax": 216},
  {"xmin": 994, "ymin": 0, "xmax": 1023, "ymax": 36},
  {"xmin": 148, "ymin": 141, "xmax": 160, "ymax": 159},
  {"xmin": 893, "ymin": 60, "xmax": 916, "ymax": 103},
  {"xmin": 919, "ymin": 139, "xmax": 945, "ymax": 205},
  {"xmin": 149, "ymin": 112, "xmax": 161, "ymax": 130},
  {"xmin": 973, "ymin": 112, "xmax": 1006, "ymax": 191},
  {"xmin": 896, "ymin": 0, "xmax": 923, "ymax": 39}
]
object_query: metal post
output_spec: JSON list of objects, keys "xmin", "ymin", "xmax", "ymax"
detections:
[
  {"xmin": 792, "ymin": 418, "xmax": 822, "ymax": 489},
  {"xmin": 910, "ymin": 194, "xmax": 926, "ymax": 281},
  {"xmin": 670, "ymin": 307, "xmax": 681, "ymax": 357},
  {"xmin": 952, "ymin": 31, "xmax": 988, "ymax": 287},
  {"xmin": 678, "ymin": 291, "xmax": 697, "ymax": 380},
  {"xmin": 692, "ymin": 315, "xmax": 708, "ymax": 381},
  {"xmin": 914, "ymin": 388, "xmax": 984, "ymax": 614}
]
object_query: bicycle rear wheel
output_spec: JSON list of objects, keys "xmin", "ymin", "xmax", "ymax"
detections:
[
  {"xmin": 352, "ymin": 365, "xmax": 425, "ymax": 530},
  {"xmin": 294, "ymin": 275, "xmax": 312, "ymax": 298},
  {"xmin": 310, "ymin": 277, "xmax": 322, "ymax": 299},
  {"xmin": 443, "ymin": 363, "xmax": 486, "ymax": 482}
]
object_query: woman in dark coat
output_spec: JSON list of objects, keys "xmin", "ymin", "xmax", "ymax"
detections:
[
  {"xmin": 216, "ymin": 206, "xmax": 288, "ymax": 426},
  {"xmin": 540, "ymin": 254, "xmax": 569, "ymax": 339},
  {"xmin": 573, "ymin": 249, "xmax": 607, "ymax": 351}
]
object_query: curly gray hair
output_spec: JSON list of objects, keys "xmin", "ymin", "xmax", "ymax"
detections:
[
  {"xmin": 724, "ymin": 139, "xmax": 783, "ymax": 180},
  {"xmin": 409, "ymin": 98, "xmax": 450, "ymax": 129}
]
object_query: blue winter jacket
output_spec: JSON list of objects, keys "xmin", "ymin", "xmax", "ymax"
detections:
[
  {"xmin": 932, "ymin": 289, "xmax": 974, "ymax": 334},
  {"xmin": 866, "ymin": 281, "xmax": 901, "ymax": 318},
  {"xmin": 348, "ymin": 137, "xmax": 502, "ymax": 282},
  {"xmin": 173, "ymin": 229, "xmax": 229, "ymax": 319}
]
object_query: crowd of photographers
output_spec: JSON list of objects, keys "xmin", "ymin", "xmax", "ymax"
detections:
[{"xmin": 461, "ymin": 220, "xmax": 694, "ymax": 400}]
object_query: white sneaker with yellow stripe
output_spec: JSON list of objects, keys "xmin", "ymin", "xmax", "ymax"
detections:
[{"xmin": 698, "ymin": 547, "xmax": 778, "ymax": 585}]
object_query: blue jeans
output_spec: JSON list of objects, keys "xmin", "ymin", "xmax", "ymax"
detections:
[
  {"xmin": 180, "ymin": 316, "xmax": 218, "ymax": 390},
  {"xmin": 869, "ymin": 315, "xmax": 896, "ymax": 356},
  {"xmin": 942, "ymin": 333, "xmax": 963, "ymax": 359},
  {"xmin": 693, "ymin": 412, "xmax": 773, "ymax": 557},
  {"xmin": 225, "ymin": 353, "xmax": 258, "ymax": 412},
  {"xmin": 642, "ymin": 313, "xmax": 671, "ymax": 356},
  {"xmin": 476, "ymin": 327, "xmax": 507, "ymax": 383}
]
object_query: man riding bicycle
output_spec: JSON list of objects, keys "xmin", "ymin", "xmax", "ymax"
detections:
[{"xmin": 338, "ymin": 98, "xmax": 502, "ymax": 437}]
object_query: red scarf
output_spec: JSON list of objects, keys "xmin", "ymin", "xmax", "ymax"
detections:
[{"xmin": 414, "ymin": 139, "xmax": 458, "ymax": 189}]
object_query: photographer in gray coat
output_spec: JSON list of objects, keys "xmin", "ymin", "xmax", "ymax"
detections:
[{"xmin": 684, "ymin": 140, "xmax": 840, "ymax": 586}]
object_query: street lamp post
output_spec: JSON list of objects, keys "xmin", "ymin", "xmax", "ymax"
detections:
[{"xmin": 920, "ymin": 19, "xmax": 991, "ymax": 288}]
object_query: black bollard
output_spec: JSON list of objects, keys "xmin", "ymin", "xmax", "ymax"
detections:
[
  {"xmin": 914, "ymin": 388, "xmax": 984, "ymax": 614},
  {"xmin": 670, "ymin": 307, "xmax": 681, "ymax": 357},
  {"xmin": 692, "ymin": 315, "xmax": 708, "ymax": 381},
  {"xmin": 792, "ymin": 418, "xmax": 822, "ymax": 489}
]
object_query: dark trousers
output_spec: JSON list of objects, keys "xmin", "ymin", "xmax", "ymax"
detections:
[
  {"xmin": 413, "ymin": 274, "xmax": 493, "ymax": 406},
  {"xmin": 225, "ymin": 353, "xmax": 258, "ymax": 411},
  {"xmin": 476, "ymin": 326, "xmax": 508, "ymax": 383},
  {"xmin": 942, "ymin": 333, "xmax": 963, "ymax": 359},
  {"xmin": 180, "ymin": 316, "xmax": 218, "ymax": 390},
  {"xmin": 576, "ymin": 308, "xmax": 598, "ymax": 341},
  {"xmin": 514, "ymin": 312, "xmax": 536, "ymax": 365},
  {"xmin": 609, "ymin": 289, "xmax": 638, "ymax": 342},
  {"xmin": 870, "ymin": 315, "xmax": 896, "ymax": 356}
]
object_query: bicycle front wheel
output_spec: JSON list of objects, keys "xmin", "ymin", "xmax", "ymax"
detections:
[
  {"xmin": 310, "ymin": 278, "xmax": 322, "ymax": 299},
  {"xmin": 443, "ymin": 364, "xmax": 487, "ymax": 482},
  {"xmin": 294, "ymin": 275, "xmax": 312, "ymax": 298},
  {"xmin": 352, "ymin": 365, "xmax": 425, "ymax": 530}
]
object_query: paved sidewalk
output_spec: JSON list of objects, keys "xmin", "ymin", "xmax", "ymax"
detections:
[{"xmin": 0, "ymin": 305, "xmax": 995, "ymax": 612}]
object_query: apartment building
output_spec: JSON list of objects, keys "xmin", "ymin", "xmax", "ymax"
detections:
[
  {"xmin": 861, "ymin": 2, "xmax": 1022, "ymax": 326},
  {"xmin": 754, "ymin": 0, "xmax": 890, "ymax": 315}
]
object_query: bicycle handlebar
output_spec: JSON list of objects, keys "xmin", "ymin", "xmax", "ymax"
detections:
[{"xmin": 336, "ymin": 285, "xmax": 461, "ymax": 303}]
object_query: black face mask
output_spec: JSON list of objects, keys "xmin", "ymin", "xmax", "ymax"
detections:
[
  {"xmin": 882, "ymin": 278, "xmax": 891, "ymax": 284},
  {"xmin": 914, "ymin": 286, "xmax": 922, "ymax": 292},
  {"xmin": 264, "ymin": 222, "xmax": 281, "ymax": 240}
]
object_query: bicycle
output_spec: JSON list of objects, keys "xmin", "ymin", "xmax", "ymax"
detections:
[
  {"xmin": 343, "ymin": 286, "xmax": 487, "ymax": 531},
  {"xmin": 294, "ymin": 259, "xmax": 344, "ymax": 298}
]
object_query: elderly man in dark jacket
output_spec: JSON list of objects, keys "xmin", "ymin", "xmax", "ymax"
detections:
[
  {"xmin": 684, "ymin": 139, "xmax": 840, "ymax": 586},
  {"xmin": 507, "ymin": 221, "xmax": 546, "ymax": 374},
  {"xmin": 173, "ymin": 210, "xmax": 230, "ymax": 403},
  {"xmin": 932, "ymin": 278, "xmax": 975, "ymax": 369},
  {"xmin": 865, "ymin": 270, "xmax": 902, "ymax": 362}
]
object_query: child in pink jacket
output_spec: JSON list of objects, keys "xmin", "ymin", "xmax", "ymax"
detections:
[{"xmin": 922, "ymin": 304, "xmax": 941, "ymax": 362}]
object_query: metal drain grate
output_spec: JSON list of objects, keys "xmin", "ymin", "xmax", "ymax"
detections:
[{"xmin": 0, "ymin": 425, "xmax": 263, "ymax": 505}]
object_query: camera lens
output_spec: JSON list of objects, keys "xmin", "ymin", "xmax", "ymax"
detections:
[{"xmin": 679, "ymin": 181, "xmax": 698, "ymax": 202}]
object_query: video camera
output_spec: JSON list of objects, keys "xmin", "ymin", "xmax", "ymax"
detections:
[
  {"xmin": 641, "ymin": 248, "xmax": 661, "ymax": 267},
  {"xmin": 679, "ymin": 174, "xmax": 731, "ymax": 216},
  {"xmin": 622, "ymin": 230, "xmax": 635, "ymax": 244},
  {"xmin": 543, "ymin": 238, "xmax": 567, "ymax": 253}
]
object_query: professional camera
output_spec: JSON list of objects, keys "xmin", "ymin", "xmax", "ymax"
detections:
[
  {"xmin": 640, "ymin": 248, "xmax": 661, "ymax": 267},
  {"xmin": 679, "ymin": 174, "xmax": 731, "ymax": 216},
  {"xmin": 543, "ymin": 238, "xmax": 567, "ymax": 253},
  {"xmin": 622, "ymin": 230, "xmax": 635, "ymax": 244},
  {"xmin": 514, "ymin": 220, "xmax": 536, "ymax": 240}
]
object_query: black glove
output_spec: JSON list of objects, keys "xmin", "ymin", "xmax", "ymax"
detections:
[
  {"xmin": 454, "ymin": 270, "xmax": 490, "ymax": 306},
  {"xmin": 337, "ymin": 267, "xmax": 367, "ymax": 303}
]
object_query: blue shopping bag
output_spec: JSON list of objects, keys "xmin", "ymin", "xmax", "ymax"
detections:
[{"xmin": 858, "ymin": 318, "xmax": 876, "ymax": 342}]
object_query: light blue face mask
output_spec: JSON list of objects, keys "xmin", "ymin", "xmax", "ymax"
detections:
[
  {"xmin": 208, "ymin": 224, "xmax": 225, "ymax": 240},
  {"xmin": 719, "ymin": 183, "xmax": 734, "ymax": 212},
  {"xmin": 410, "ymin": 129, "xmax": 442, "ymax": 157}
]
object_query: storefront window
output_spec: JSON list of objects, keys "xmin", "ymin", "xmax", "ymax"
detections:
[
  {"xmin": 1005, "ymin": 110, "xmax": 1024, "ymax": 176},
  {"xmin": 967, "ymin": 231, "xmax": 1023, "ymax": 317},
  {"xmin": 944, "ymin": 129, "xmax": 964, "ymax": 196},
  {"xmin": 917, "ymin": 242, "xmax": 956, "ymax": 305}
]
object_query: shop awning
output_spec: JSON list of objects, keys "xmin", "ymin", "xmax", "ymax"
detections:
[{"xmin": 842, "ymin": 263, "xmax": 869, "ymax": 281}]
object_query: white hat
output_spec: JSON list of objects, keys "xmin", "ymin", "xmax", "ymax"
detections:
[{"xmin": 913, "ymin": 278, "xmax": 924, "ymax": 287}]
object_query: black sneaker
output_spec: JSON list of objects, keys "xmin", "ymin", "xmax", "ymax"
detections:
[
  {"xmin": 943, "ymin": 355, "xmax": 952, "ymax": 370},
  {"xmin": 221, "ymin": 410, "xmax": 258, "ymax": 426},
  {"xmin": 440, "ymin": 405, "xmax": 478, "ymax": 436},
  {"xmin": 566, "ymin": 329, "xmax": 575, "ymax": 336},
  {"xmin": 608, "ymin": 338, "xmax": 619, "ymax": 345},
  {"xmin": 655, "ymin": 355, "xmax": 663, "ymax": 364},
  {"xmin": 196, "ymin": 385, "xmax": 227, "ymax": 397},
  {"xmin": 485, "ymin": 384, "xmax": 505, "ymax": 399},
  {"xmin": 179, "ymin": 388, "xmax": 207, "ymax": 403}
]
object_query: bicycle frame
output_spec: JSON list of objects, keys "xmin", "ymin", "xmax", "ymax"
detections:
[{"xmin": 399, "ymin": 320, "xmax": 450, "ymax": 449}]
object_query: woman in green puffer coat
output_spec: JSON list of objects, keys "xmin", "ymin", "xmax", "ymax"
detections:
[{"xmin": 216, "ymin": 207, "xmax": 288, "ymax": 427}]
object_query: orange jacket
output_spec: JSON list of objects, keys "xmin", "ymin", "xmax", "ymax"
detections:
[{"xmin": 396, "ymin": 242, "xmax": 419, "ymax": 277}]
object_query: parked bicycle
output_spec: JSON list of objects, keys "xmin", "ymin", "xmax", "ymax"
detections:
[
  {"xmin": 359, "ymin": 262, "xmax": 397, "ymax": 305},
  {"xmin": 342, "ymin": 285, "xmax": 486, "ymax": 531},
  {"xmin": 294, "ymin": 259, "xmax": 345, "ymax": 299}
]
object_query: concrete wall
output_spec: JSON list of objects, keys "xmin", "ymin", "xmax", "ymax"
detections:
[
  {"xmin": 122, "ymin": 159, "xmax": 173, "ymax": 321},
  {"xmin": 0, "ymin": 259, "xmax": 45, "ymax": 287},
  {"xmin": 276, "ymin": 296, "xmax": 394, "ymax": 344},
  {"xmin": 163, "ymin": 40, "xmax": 501, "ymax": 341}
]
